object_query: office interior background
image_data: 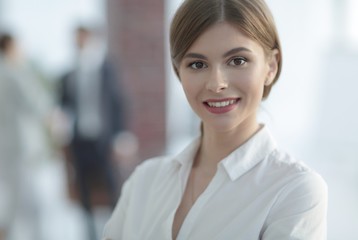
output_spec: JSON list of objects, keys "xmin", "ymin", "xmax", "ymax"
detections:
[{"xmin": 0, "ymin": 0, "xmax": 357, "ymax": 239}]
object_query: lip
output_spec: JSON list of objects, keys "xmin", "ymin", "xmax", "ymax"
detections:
[{"xmin": 203, "ymin": 98, "xmax": 240, "ymax": 114}]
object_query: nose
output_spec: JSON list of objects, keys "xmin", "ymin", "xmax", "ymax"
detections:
[{"xmin": 206, "ymin": 67, "xmax": 228, "ymax": 93}]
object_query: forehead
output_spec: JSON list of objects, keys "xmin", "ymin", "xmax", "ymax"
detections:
[{"xmin": 185, "ymin": 21, "xmax": 264, "ymax": 57}]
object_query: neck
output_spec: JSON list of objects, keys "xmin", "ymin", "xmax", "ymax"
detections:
[{"xmin": 195, "ymin": 121, "xmax": 261, "ymax": 172}]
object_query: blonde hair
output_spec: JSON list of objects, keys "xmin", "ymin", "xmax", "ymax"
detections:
[{"xmin": 170, "ymin": 0, "xmax": 282, "ymax": 99}]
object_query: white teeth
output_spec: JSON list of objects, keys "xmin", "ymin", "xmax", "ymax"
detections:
[{"xmin": 207, "ymin": 100, "xmax": 236, "ymax": 108}]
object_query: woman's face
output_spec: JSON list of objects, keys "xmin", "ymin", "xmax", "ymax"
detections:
[{"xmin": 178, "ymin": 21, "xmax": 278, "ymax": 133}]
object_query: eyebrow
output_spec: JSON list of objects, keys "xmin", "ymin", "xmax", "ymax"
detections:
[
  {"xmin": 183, "ymin": 47, "xmax": 252, "ymax": 60},
  {"xmin": 183, "ymin": 53, "xmax": 208, "ymax": 60},
  {"xmin": 223, "ymin": 47, "xmax": 252, "ymax": 58}
]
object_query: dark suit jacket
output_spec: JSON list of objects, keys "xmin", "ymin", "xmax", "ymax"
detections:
[{"xmin": 59, "ymin": 58, "xmax": 127, "ymax": 150}]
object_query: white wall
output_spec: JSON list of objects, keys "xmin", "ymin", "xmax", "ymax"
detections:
[{"xmin": 0, "ymin": 0, "xmax": 105, "ymax": 77}]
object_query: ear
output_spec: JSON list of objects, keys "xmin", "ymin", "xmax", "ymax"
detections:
[{"xmin": 265, "ymin": 49, "xmax": 280, "ymax": 86}]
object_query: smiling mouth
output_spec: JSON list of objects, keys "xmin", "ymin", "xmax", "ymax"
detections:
[{"xmin": 204, "ymin": 98, "xmax": 240, "ymax": 108}]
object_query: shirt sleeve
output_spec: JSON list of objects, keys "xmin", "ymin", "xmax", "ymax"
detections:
[
  {"xmin": 101, "ymin": 170, "xmax": 135, "ymax": 240},
  {"xmin": 261, "ymin": 171, "xmax": 328, "ymax": 240}
]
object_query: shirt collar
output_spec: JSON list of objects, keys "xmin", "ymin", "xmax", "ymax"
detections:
[
  {"xmin": 173, "ymin": 125, "xmax": 277, "ymax": 181},
  {"xmin": 220, "ymin": 125, "xmax": 277, "ymax": 181},
  {"xmin": 173, "ymin": 136, "xmax": 201, "ymax": 167}
]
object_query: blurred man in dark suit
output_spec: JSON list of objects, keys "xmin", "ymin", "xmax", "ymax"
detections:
[{"xmin": 58, "ymin": 26, "xmax": 127, "ymax": 240}]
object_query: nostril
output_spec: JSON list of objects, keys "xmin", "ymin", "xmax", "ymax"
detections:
[{"xmin": 206, "ymin": 79, "xmax": 228, "ymax": 92}]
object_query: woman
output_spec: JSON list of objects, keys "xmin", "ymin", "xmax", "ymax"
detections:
[{"xmin": 102, "ymin": 0, "xmax": 327, "ymax": 239}]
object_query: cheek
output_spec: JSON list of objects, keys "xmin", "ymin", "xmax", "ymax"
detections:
[
  {"xmin": 231, "ymin": 70, "xmax": 264, "ymax": 87},
  {"xmin": 231, "ymin": 71, "xmax": 266, "ymax": 99},
  {"xmin": 182, "ymin": 83, "xmax": 201, "ymax": 104},
  {"xmin": 180, "ymin": 70, "xmax": 204, "ymax": 91},
  {"xmin": 180, "ymin": 75, "xmax": 200, "ymax": 100}
]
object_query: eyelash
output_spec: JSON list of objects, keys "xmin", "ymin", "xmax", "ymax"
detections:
[
  {"xmin": 228, "ymin": 57, "xmax": 247, "ymax": 66},
  {"xmin": 188, "ymin": 61, "xmax": 207, "ymax": 70},
  {"xmin": 187, "ymin": 57, "xmax": 248, "ymax": 70}
]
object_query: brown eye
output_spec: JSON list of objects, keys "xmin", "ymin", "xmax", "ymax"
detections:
[
  {"xmin": 189, "ymin": 61, "xmax": 207, "ymax": 69},
  {"xmin": 229, "ymin": 57, "xmax": 247, "ymax": 66}
]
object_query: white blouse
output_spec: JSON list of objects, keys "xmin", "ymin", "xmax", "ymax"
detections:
[{"xmin": 102, "ymin": 126, "xmax": 327, "ymax": 240}]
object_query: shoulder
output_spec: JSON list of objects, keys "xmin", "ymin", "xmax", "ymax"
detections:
[
  {"xmin": 267, "ymin": 148, "xmax": 323, "ymax": 178},
  {"xmin": 127, "ymin": 155, "xmax": 176, "ymax": 184},
  {"xmin": 260, "ymin": 149, "xmax": 328, "ymax": 239},
  {"xmin": 264, "ymin": 148, "xmax": 327, "ymax": 203},
  {"xmin": 135, "ymin": 155, "xmax": 171, "ymax": 171}
]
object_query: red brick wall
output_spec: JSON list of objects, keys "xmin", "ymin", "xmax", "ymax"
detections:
[{"xmin": 107, "ymin": 0, "xmax": 166, "ymax": 160}]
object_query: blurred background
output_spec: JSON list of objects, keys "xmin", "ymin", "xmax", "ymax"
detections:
[{"xmin": 0, "ymin": 0, "xmax": 357, "ymax": 239}]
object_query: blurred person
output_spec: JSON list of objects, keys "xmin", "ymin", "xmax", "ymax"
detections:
[
  {"xmin": 57, "ymin": 26, "xmax": 128, "ymax": 240},
  {"xmin": 102, "ymin": 0, "xmax": 328, "ymax": 239},
  {"xmin": 0, "ymin": 33, "xmax": 49, "ymax": 240}
]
